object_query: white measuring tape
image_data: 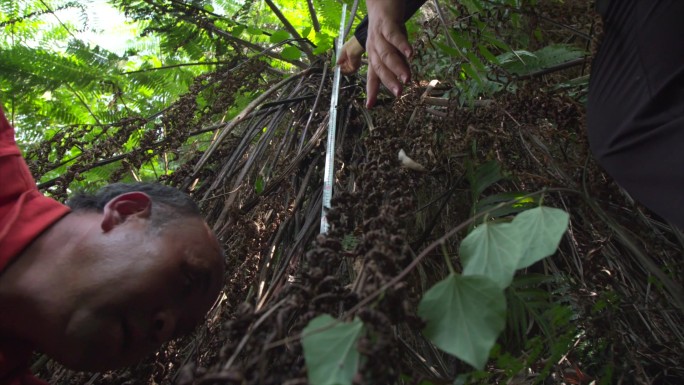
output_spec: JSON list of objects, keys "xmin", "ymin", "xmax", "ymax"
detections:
[{"xmin": 320, "ymin": 4, "xmax": 347, "ymax": 234}]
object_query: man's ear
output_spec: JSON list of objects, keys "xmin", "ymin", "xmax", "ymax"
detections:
[{"xmin": 101, "ymin": 192, "xmax": 152, "ymax": 232}]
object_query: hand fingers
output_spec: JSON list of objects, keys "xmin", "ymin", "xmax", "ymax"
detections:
[
  {"xmin": 337, "ymin": 41, "xmax": 364, "ymax": 75},
  {"xmin": 366, "ymin": 65, "xmax": 380, "ymax": 109},
  {"xmin": 364, "ymin": 21, "xmax": 412, "ymax": 103},
  {"xmin": 374, "ymin": 21, "xmax": 411, "ymax": 82},
  {"xmin": 385, "ymin": 24, "xmax": 412, "ymax": 60},
  {"xmin": 337, "ymin": 52, "xmax": 354, "ymax": 75},
  {"xmin": 374, "ymin": 44, "xmax": 410, "ymax": 83},
  {"xmin": 362, "ymin": 1, "xmax": 413, "ymax": 107},
  {"xmin": 368, "ymin": 48, "xmax": 404, "ymax": 98},
  {"xmin": 367, "ymin": 31, "xmax": 410, "ymax": 98},
  {"xmin": 349, "ymin": 54, "xmax": 362, "ymax": 73},
  {"xmin": 338, "ymin": 58, "xmax": 361, "ymax": 75}
]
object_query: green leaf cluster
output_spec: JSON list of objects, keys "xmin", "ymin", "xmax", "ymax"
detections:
[
  {"xmin": 302, "ymin": 206, "xmax": 569, "ymax": 383},
  {"xmin": 418, "ymin": 206, "xmax": 569, "ymax": 370}
]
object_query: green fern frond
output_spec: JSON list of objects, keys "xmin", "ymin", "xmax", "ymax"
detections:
[
  {"xmin": 315, "ymin": 0, "xmax": 343, "ymax": 34},
  {"xmin": 498, "ymin": 44, "xmax": 586, "ymax": 77}
]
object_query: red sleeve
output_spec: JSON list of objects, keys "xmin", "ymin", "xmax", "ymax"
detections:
[
  {"xmin": 0, "ymin": 105, "xmax": 70, "ymax": 270},
  {"xmin": 0, "ymin": 369, "xmax": 50, "ymax": 385},
  {"xmin": 0, "ymin": 107, "xmax": 58, "ymax": 385},
  {"xmin": 0, "ymin": 342, "xmax": 50, "ymax": 385},
  {"xmin": 0, "ymin": 106, "xmax": 20, "ymax": 157}
]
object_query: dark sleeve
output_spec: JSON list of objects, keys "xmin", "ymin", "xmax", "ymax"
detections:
[
  {"xmin": 353, "ymin": 0, "xmax": 428, "ymax": 50},
  {"xmin": 353, "ymin": 16, "xmax": 370, "ymax": 50},
  {"xmin": 587, "ymin": 0, "xmax": 684, "ymax": 229}
]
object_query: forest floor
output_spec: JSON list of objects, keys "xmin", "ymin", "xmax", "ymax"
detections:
[{"xmin": 34, "ymin": 1, "xmax": 683, "ymax": 384}]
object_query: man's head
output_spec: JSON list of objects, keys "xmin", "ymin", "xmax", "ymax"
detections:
[
  {"xmin": 19, "ymin": 183, "xmax": 225, "ymax": 370},
  {"xmin": 67, "ymin": 182, "xmax": 204, "ymax": 231}
]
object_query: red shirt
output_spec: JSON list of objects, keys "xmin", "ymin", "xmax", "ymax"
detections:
[
  {"xmin": 0, "ymin": 344, "xmax": 47, "ymax": 385},
  {"xmin": 0, "ymin": 106, "xmax": 70, "ymax": 384}
]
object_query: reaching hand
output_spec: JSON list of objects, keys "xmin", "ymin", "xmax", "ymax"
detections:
[
  {"xmin": 365, "ymin": 0, "xmax": 412, "ymax": 108},
  {"xmin": 337, "ymin": 36, "xmax": 365, "ymax": 75}
]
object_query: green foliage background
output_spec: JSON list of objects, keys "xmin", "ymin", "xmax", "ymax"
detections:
[{"xmin": 1, "ymin": 0, "xmax": 368, "ymax": 194}]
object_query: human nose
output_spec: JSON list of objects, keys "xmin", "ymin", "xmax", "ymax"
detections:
[{"xmin": 151, "ymin": 310, "xmax": 177, "ymax": 343}]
